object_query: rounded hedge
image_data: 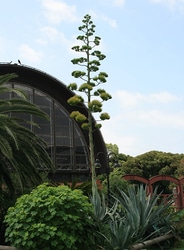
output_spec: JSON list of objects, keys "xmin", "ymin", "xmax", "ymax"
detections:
[{"xmin": 4, "ymin": 183, "xmax": 96, "ymax": 250}]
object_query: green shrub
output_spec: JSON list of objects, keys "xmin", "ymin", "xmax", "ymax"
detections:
[
  {"xmin": 172, "ymin": 209, "xmax": 184, "ymax": 238},
  {"xmin": 4, "ymin": 183, "xmax": 96, "ymax": 250}
]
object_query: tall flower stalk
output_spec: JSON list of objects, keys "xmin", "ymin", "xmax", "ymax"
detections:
[{"xmin": 68, "ymin": 14, "xmax": 111, "ymax": 194}]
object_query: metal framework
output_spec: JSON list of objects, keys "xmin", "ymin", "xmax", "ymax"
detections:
[{"xmin": 0, "ymin": 63, "xmax": 107, "ymax": 182}]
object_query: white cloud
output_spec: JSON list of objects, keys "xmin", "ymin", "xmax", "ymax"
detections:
[
  {"xmin": 149, "ymin": 0, "xmax": 184, "ymax": 11},
  {"xmin": 35, "ymin": 38, "xmax": 48, "ymax": 46},
  {"xmin": 101, "ymin": 90, "xmax": 184, "ymax": 155},
  {"xmin": 40, "ymin": 26, "xmax": 71, "ymax": 46},
  {"xmin": 116, "ymin": 90, "xmax": 179, "ymax": 108},
  {"xmin": 138, "ymin": 109, "xmax": 184, "ymax": 127},
  {"xmin": 102, "ymin": 126, "xmax": 138, "ymax": 154},
  {"xmin": 102, "ymin": 15, "xmax": 117, "ymax": 28},
  {"xmin": 113, "ymin": 0, "xmax": 125, "ymax": 6},
  {"xmin": 87, "ymin": 9, "xmax": 117, "ymax": 28},
  {"xmin": 149, "ymin": 92, "xmax": 179, "ymax": 103},
  {"xmin": 41, "ymin": 0, "xmax": 78, "ymax": 24},
  {"xmin": 41, "ymin": 27, "xmax": 59, "ymax": 41},
  {"xmin": 19, "ymin": 44, "xmax": 42, "ymax": 64},
  {"xmin": 113, "ymin": 90, "xmax": 184, "ymax": 128},
  {"xmin": 88, "ymin": 10, "xmax": 98, "ymax": 20}
]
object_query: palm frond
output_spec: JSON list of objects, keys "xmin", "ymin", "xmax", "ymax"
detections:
[
  {"xmin": 0, "ymin": 73, "xmax": 18, "ymax": 85},
  {"xmin": 0, "ymin": 73, "xmax": 54, "ymax": 194}
]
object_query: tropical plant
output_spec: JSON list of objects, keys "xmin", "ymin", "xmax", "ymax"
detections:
[
  {"xmin": 92, "ymin": 185, "xmax": 176, "ymax": 249},
  {"xmin": 0, "ymin": 73, "xmax": 53, "ymax": 195},
  {"xmin": 120, "ymin": 186, "xmax": 173, "ymax": 234},
  {"xmin": 90, "ymin": 183, "xmax": 120, "ymax": 249},
  {"xmin": 67, "ymin": 14, "xmax": 111, "ymax": 194},
  {"xmin": 172, "ymin": 209, "xmax": 184, "ymax": 239},
  {"xmin": 4, "ymin": 183, "xmax": 97, "ymax": 250}
]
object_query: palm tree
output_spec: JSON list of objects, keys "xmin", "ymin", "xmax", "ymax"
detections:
[{"xmin": 0, "ymin": 73, "xmax": 54, "ymax": 195}]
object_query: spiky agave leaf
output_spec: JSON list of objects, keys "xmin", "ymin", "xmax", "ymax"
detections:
[
  {"xmin": 98, "ymin": 185, "xmax": 175, "ymax": 250},
  {"xmin": 115, "ymin": 185, "xmax": 174, "ymax": 244}
]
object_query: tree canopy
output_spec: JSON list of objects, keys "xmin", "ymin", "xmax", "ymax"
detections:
[{"xmin": 121, "ymin": 150, "xmax": 184, "ymax": 178}]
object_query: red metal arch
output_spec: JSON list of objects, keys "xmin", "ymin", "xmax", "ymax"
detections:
[
  {"xmin": 149, "ymin": 175, "xmax": 180, "ymax": 185},
  {"xmin": 122, "ymin": 174, "xmax": 184, "ymax": 210},
  {"xmin": 179, "ymin": 177, "xmax": 184, "ymax": 185},
  {"xmin": 123, "ymin": 174, "xmax": 149, "ymax": 184},
  {"xmin": 123, "ymin": 174, "xmax": 152, "ymax": 193}
]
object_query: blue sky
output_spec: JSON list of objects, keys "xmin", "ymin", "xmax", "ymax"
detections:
[{"xmin": 1, "ymin": 0, "xmax": 184, "ymax": 156}]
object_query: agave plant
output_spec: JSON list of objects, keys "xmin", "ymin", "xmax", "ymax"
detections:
[
  {"xmin": 122, "ymin": 186, "xmax": 173, "ymax": 232},
  {"xmin": 94, "ymin": 185, "xmax": 175, "ymax": 250},
  {"xmin": 90, "ymin": 183, "xmax": 120, "ymax": 249}
]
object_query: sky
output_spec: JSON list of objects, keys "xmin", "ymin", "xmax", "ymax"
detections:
[{"xmin": 1, "ymin": 0, "xmax": 184, "ymax": 156}]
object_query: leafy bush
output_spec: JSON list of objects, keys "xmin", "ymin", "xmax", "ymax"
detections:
[
  {"xmin": 102, "ymin": 171, "xmax": 128, "ymax": 195},
  {"xmin": 4, "ymin": 183, "xmax": 97, "ymax": 250},
  {"xmin": 172, "ymin": 209, "xmax": 184, "ymax": 238}
]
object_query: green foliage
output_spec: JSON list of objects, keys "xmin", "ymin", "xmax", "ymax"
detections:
[
  {"xmin": 67, "ymin": 95, "xmax": 84, "ymax": 106},
  {"xmin": 118, "ymin": 186, "xmax": 174, "ymax": 237},
  {"xmin": 67, "ymin": 14, "xmax": 111, "ymax": 192},
  {"xmin": 70, "ymin": 111, "xmax": 86, "ymax": 123},
  {"xmin": 81, "ymin": 122, "xmax": 90, "ymax": 130},
  {"xmin": 102, "ymin": 172, "xmax": 129, "ymax": 197},
  {"xmin": 172, "ymin": 209, "xmax": 184, "ymax": 239},
  {"xmin": 67, "ymin": 82, "xmax": 77, "ymax": 90},
  {"xmin": 173, "ymin": 209, "xmax": 184, "ymax": 223},
  {"xmin": 63, "ymin": 179, "xmax": 93, "ymax": 196},
  {"xmin": 98, "ymin": 185, "xmax": 176, "ymax": 249},
  {"xmin": 0, "ymin": 73, "xmax": 53, "ymax": 195},
  {"xmin": 89, "ymin": 100, "xmax": 102, "ymax": 112},
  {"xmin": 67, "ymin": 14, "xmax": 111, "ymax": 129},
  {"xmin": 95, "ymin": 123, "xmax": 102, "ymax": 129},
  {"xmin": 78, "ymin": 83, "xmax": 93, "ymax": 91},
  {"xmin": 90, "ymin": 185, "xmax": 120, "ymax": 249},
  {"xmin": 122, "ymin": 150, "xmax": 184, "ymax": 178},
  {"xmin": 106, "ymin": 143, "xmax": 119, "ymax": 155},
  {"xmin": 0, "ymin": 190, "xmax": 18, "ymax": 245},
  {"xmin": 91, "ymin": 185, "xmax": 114, "ymax": 223},
  {"xmin": 119, "ymin": 150, "xmax": 184, "ymax": 194},
  {"xmin": 4, "ymin": 183, "xmax": 97, "ymax": 250}
]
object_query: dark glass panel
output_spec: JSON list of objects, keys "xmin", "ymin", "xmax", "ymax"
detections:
[
  {"xmin": 40, "ymin": 135, "xmax": 52, "ymax": 144},
  {"xmin": 55, "ymin": 136, "xmax": 71, "ymax": 146},
  {"xmin": 14, "ymin": 84, "xmax": 32, "ymax": 94},
  {"xmin": 4, "ymin": 82, "xmax": 90, "ymax": 176},
  {"xmin": 35, "ymin": 124, "xmax": 51, "ymax": 135},
  {"xmin": 34, "ymin": 116, "xmax": 50, "ymax": 125},
  {"xmin": 34, "ymin": 93, "xmax": 51, "ymax": 107},
  {"xmin": 55, "ymin": 126, "xmax": 69, "ymax": 136},
  {"xmin": 40, "ymin": 106, "xmax": 52, "ymax": 116},
  {"xmin": 54, "ymin": 106, "xmax": 68, "ymax": 117},
  {"xmin": 55, "ymin": 116, "xmax": 69, "ymax": 126}
]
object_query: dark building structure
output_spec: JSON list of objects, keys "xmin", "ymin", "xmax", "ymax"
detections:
[{"xmin": 0, "ymin": 63, "xmax": 107, "ymax": 182}]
